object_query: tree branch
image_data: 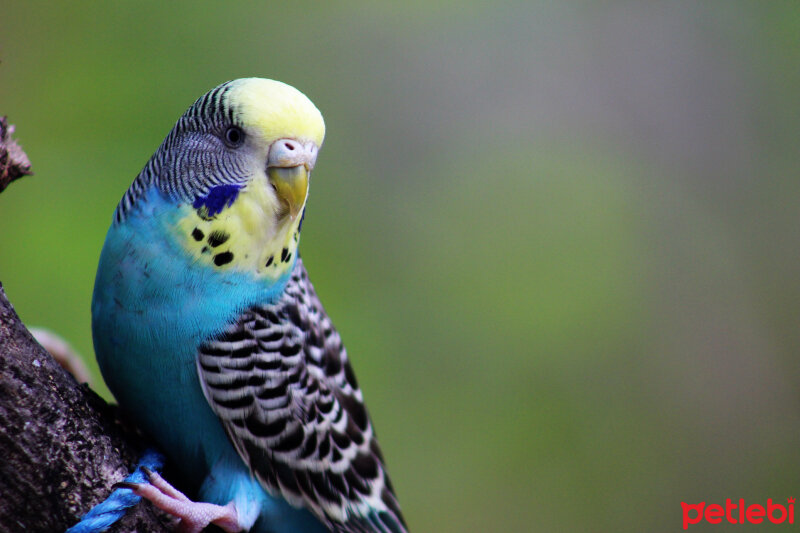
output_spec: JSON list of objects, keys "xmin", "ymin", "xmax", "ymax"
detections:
[
  {"xmin": 0, "ymin": 118, "xmax": 171, "ymax": 532},
  {"xmin": 0, "ymin": 117, "xmax": 33, "ymax": 193}
]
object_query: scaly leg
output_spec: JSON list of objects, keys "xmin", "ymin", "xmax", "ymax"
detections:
[{"xmin": 115, "ymin": 468, "xmax": 242, "ymax": 533}]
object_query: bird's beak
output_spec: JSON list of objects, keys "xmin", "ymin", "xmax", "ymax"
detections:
[
  {"xmin": 268, "ymin": 165, "xmax": 308, "ymax": 220},
  {"xmin": 267, "ymin": 139, "xmax": 318, "ymax": 221}
]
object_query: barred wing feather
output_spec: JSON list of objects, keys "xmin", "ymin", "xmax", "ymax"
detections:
[{"xmin": 196, "ymin": 258, "xmax": 407, "ymax": 533}]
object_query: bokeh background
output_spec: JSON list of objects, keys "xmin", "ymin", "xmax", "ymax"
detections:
[{"xmin": 2, "ymin": 2, "xmax": 800, "ymax": 531}]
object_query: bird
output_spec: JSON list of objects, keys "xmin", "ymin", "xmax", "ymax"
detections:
[{"xmin": 91, "ymin": 78, "xmax": 407, "ymax": 533}]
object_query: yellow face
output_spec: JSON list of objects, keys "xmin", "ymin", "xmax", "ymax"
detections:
[
  {"xmin": 173, "ymin": 78, "xmax": 325, "ymax": 280},
  {"xmin": 228, "ymin": 78, "xmax": 325, "ymax": 149},
  {"xmin": 175, "ymin": 174, "xmax": 302, "ymax": 279}
]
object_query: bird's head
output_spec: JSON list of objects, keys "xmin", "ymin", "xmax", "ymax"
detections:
[
  {"xmin": 215, "ymin": 78, "xmax": 325, "ymax": 222},
  {"xmin": 120, "ymin": 78, "xmax": 325, "ymax": 279}
]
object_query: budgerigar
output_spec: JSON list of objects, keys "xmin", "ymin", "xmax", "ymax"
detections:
[{"xmin": 91, "ymin": 78, "xmax": 407, "ymax": 533}]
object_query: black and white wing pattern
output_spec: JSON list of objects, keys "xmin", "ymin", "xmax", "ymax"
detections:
[{"xmin": 196, "ymin": 258, "xmax": 407, "ymax": 533}]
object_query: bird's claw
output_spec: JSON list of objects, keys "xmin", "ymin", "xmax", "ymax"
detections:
[{"xmin": 114, "ymin": 470, "xmax": 241, "ymax": 533}]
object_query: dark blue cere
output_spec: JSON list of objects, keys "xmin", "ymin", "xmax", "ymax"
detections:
[{"xmin": 193, "ymin": 184, "xmax": 242, "ymax": 217}]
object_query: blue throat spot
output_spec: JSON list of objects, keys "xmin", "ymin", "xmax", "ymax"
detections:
[{"xmin": 193, "ymin": 184, "xmax": 242, "ymax": 218}]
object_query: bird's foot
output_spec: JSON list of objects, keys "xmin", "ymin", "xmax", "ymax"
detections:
[{"xmin": 115, "ymin": 467, "xmax": 242, "ymax": 533}]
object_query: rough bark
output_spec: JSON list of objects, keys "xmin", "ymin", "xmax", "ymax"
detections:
[
  {"xmin": 0, "ymin": 117, "xmax": 33, "ymax": 192},
  {"xmin": 0, "ymin": 119, "xmax": 172, "ymax": 533}
]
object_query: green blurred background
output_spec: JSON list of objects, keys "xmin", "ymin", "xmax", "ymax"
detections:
[{"xmin": 2, "ymin": 2, "xmax": 800, "ymax": 531}]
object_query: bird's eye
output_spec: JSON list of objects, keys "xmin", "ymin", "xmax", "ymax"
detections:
[{"xmin": 224, "ymin": 126, "xmax": 244, "ymax": 147}]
